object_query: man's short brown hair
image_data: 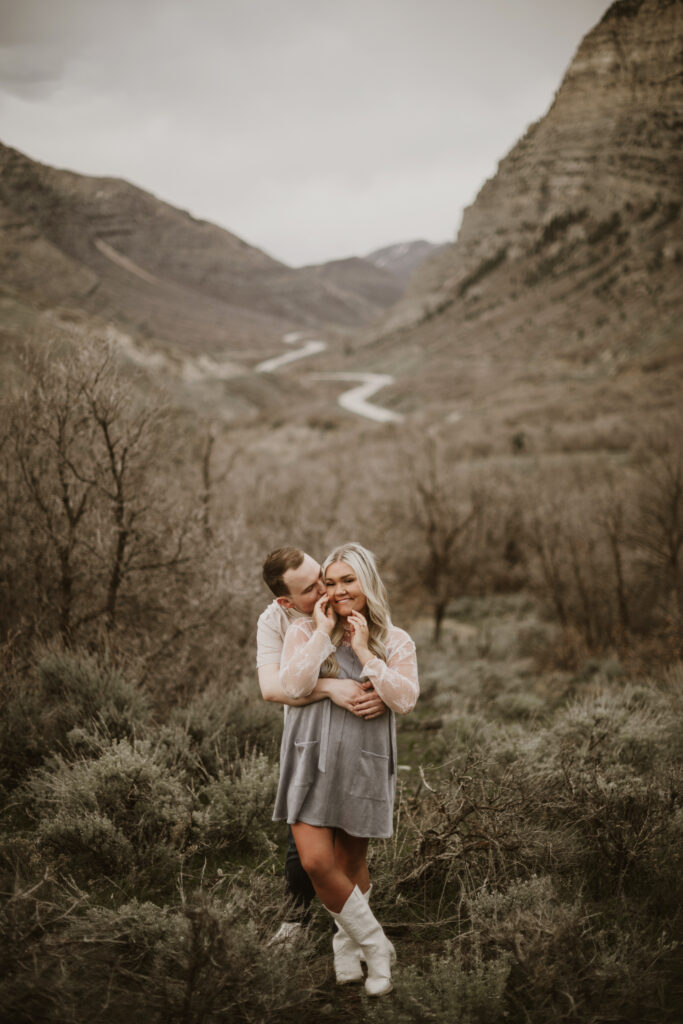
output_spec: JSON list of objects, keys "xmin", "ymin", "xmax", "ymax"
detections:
[{"xmin": 262, "ymin": 547, "xmax": 305, "ymax": 597}]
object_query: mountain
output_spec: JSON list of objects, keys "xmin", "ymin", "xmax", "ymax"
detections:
[
  {"xmin": 299, "ymin": 242, "xmax": 447, "ymax": 317},
  {"xmin": 0, "ymin": 142, "xmax": 396, "ymax": 360},
  {"xmin": 365, "ymin": 240, "xmax": 448, "ymax": 285},
  {"xmin": 357, "ymin": 0, "xmax": 682, "ymax": 437},
  {"xmin": 298, "ymin": 256, "xmax": 404, "ymax": 312}
]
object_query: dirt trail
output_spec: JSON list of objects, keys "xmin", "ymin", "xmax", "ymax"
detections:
[{"xmin": 94, "ymin": 239, "xmax": 161, "ymax": 285}]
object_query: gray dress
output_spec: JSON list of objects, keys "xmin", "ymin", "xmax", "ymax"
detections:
[{"xmin": 272, "ymin": 643, "xmax": 398, "ymax": 838}]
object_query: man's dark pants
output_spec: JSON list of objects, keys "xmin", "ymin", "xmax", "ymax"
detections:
[{"xmin": 285, "ymin": 826, "xmax": 315, "ymax": 922}]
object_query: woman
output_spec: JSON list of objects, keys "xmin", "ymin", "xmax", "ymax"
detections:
[{"xmin": 273, "ymin": 543, "xmax": 419, "ymax": 996}]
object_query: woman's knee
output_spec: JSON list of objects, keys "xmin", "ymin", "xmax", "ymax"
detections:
[{"xmin": 297, "ymin": 846, "xmax": 335, "ymax": 881}]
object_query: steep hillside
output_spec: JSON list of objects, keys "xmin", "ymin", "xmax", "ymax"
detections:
[
  {"xmin": 352, "ymin": 0, "xmax": 682, "ymax": 441},
  {"xmin": 0, "ymin": 142, "xmax": 390, "ymax": 358}
]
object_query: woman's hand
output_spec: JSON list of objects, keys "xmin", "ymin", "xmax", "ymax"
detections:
[
  {"xmin": 313, "ymin": 594, "xmax": 336, "ymax": 636},
  {"xmin": 353, "ymin": 682, "xmax": 388, "ymax": 720},
  {"xmin": 347, "ymin": 610, "xmax": 371, "ymax": 663}
]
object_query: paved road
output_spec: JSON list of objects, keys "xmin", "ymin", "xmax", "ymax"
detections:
[
  {"xmin": 255, "ymin": 340, "xmax": 327, "ymax": 373},
  {"xmin": 257, "ymin": 333, "xmax": 403, "ymax": 422},
  {"xmin": 312, "ymin": 372, "xmax": 403, "ymax": 423}
]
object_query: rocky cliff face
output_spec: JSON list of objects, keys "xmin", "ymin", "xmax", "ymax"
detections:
[
  {"xmin": 391, "ymin": 0, "xmax": 682, "ymax": 317},
  {"xmin": 361, "ymin": 0, "xmax": 681, "ymax": 440}
]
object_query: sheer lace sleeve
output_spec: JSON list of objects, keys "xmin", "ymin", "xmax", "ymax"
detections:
[
  {"xmin": 360, "ymin": 627, "xmax": 419, "ymax": 714},
  {"xmin": 280, "ymin": 620, "xmax": 335, "ymax": 698}
]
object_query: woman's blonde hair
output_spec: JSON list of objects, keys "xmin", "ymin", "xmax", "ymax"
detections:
[{"xmin": 321, "ymin": 542, "xmax": 391, "ymax": 676}]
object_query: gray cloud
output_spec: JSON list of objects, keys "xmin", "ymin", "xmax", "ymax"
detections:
[{"xmin": 0, "ymin": 0, "xmax": 609, "ymax": 264}]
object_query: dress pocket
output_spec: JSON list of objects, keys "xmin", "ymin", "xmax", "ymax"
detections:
[
  {"xmin": 348, "ymin": 749, "xmax": 390, "ymax": 802},
  {"xmin": 293, "ymin": 739, "xmax": 319, "ymax": 787}
]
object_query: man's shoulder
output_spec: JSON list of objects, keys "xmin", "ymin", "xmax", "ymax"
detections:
[
  {"xmin": 257, "ymin": 600, "xmax": 287, "ymax": 632},
  {"xmin": 257, "ymin": 600, "xmax": 308, "ymax": 636}
]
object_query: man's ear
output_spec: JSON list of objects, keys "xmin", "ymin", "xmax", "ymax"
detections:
[{"xmin": 276, "ymin": 595, "xmax": 294, "ymax": 609}]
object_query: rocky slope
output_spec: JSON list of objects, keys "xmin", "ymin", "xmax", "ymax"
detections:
[
  {"xmin": 355, "ymin": 0, "xmax": 682, "ymax": 440},
  {"xmin": 0, "ymin": 142, "xmax": 396, "ymax": 358},
  {"xmin": 396, "ymin": 0, "xmax": 682, "ymax": 318}
]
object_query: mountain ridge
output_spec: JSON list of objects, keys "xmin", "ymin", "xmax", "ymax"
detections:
[{"xmin": 0, "ymin": 140, "xmax": 413, "ymax": 356}]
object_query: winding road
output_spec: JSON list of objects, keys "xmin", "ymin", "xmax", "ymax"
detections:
[
  {"xmin": 255, "ymin": 340, "xmax": 327, "ymax": 373},
  {"xmin": 311, "ymin": 372, "xmax": 403, "ymax": 423},
  {"xmin": 257, "ymin": 335, "xmax": 404, "ymax": 423},
  {"xmin": 92, "ymin": 238, "xmax": 405, "ymax": 423}
]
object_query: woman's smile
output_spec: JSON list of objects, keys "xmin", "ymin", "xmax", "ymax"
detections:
[{"xmin": 324, "ymin": 561, "xmax": 368, "ymax": 616}]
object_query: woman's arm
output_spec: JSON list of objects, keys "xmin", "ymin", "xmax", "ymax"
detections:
[
  {"xmin": 280, "ymin": 619, "xmax": 335, "ymax": 698},
  {"xmin": 348, "ymin": 615, "xmax": 419, "ymax": 714}
]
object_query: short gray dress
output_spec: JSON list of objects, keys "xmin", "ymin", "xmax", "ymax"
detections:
[{"xmin": 272, "ymin": 643, "xmax": 397, "ymax": 838}]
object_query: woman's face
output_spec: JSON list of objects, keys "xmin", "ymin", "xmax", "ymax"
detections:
[{"xmin": 324, "ymin": 560, "xmax": 368, "ymax": 617}]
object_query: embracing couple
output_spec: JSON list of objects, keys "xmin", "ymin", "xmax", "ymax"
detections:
[{"xmin": 256, "ymin": 542, "xmax": 419, "ymax": 997}]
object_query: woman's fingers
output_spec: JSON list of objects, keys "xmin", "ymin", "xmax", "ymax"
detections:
[{"xmin": 314, "ymin": 594, "xmax": 336, "ymax": 634}]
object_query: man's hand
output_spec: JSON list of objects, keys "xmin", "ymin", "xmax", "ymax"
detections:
[
  {"xmin": 353, "ymin": 681, "xmax": 388, "ymax": 720},
  {"xmin": 320, "ymin": 677, "xmax": 365, "ymax": 713},
  {"xmin": 318, "ymin": 677, "xmax": 387, "ymax": 718},
  {"xmin": 313, "ymin": 594, "xmax": 336, "ymax": 636}
]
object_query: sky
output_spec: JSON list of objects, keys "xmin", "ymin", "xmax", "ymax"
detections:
[{"xmin": 0, "ymin": 0, "xmax": 610, "ymax": 267}]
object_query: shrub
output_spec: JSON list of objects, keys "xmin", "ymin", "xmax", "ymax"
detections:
[
  {"xmin": 23, "ymin": 738, "xmax": 192, "ymax": 892},
  {"xmin": 0, "ymin": 644, "xmax": 149, "ymax": 793},
  {"xmin": 365, "ymin": 940, "xmax": 510, "ymax": 1024},
  {"xmin": 193, "ymin": 750, "xmax": 280, "ymax": 857},
  {"xmin": 163, "ymin": 679, "xmax": 281, "ymax": 778},
  {"xmin": 0, "ymin": 876, "xmax": 319, "ymax": 1024}
]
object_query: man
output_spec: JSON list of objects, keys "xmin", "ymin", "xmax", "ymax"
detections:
[{"xmin": 257, "ymin": 547, "xmax": 386, "ymax": 942}]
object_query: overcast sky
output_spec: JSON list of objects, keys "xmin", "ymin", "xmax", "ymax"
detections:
[{"xmin": 0, "ymin": 0, "xmax": 609, "ymax": 266}]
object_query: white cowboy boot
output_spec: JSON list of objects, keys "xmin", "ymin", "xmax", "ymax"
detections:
[
  {"xmin": 329, "ymin": 886, "xmax": 395, "ymax": 997},
  {"xmin": 332, "ymin": 884, "xmax": 371, "ymax": 984}
]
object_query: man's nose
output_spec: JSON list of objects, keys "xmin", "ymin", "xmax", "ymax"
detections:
[{"xmin": 316, "ymin": 580, "xmax": 326, "ymax": 596}]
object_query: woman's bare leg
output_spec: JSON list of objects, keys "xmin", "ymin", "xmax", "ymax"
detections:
[
  {"xmin": 290, "ymin": 822, "xmax": 354, "ymax": 912},
  {"xmin": 333, "ymin": 830, "xmax": 370, "ymax": 894}
]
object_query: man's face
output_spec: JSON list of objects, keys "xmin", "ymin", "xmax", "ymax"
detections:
[{"xmin": 278, "ymin": 553, "xmax": 326, "ymax": 614}]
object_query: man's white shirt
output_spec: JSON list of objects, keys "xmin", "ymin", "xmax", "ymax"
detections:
[
  {"xmin": 256, "ymin": 600, "xmax": 307, "ymax": 667},
  {"xmin": 256, "ymin": 600, "xmax": 310, "ymax": 719}
]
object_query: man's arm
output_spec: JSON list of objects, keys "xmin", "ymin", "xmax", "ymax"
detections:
[
  {"xmin": 258, "ymin": 663, "xmax": 331, "ymax": 706},
  {"xmin": 258, "ymin": 664, "xmax": 387, "ymax": 717}
]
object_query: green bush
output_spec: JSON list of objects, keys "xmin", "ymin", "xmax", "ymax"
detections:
[
  {"xmin": 523, "ymin": 687, "xmax": 683, "ymax": 899},
  {"xmin": 23, "ymin": 738, "xmax": 192, "ymax": 891},
  {"xmin": 0, "ymin": 876, "xmax": 319, "ymax": 1024},
  {"xmin": 163, "ymin": 679, "xmax": 281, "ymax": 779},
  {"xmin": 366, "ymin": 940, "xmax": 510, "ymax": 1024},
  {"xmin": 194, "ymin": 750, "xmax": 280, "ymax": 857},
  {"xmin": 0, "ymin": 644, "xmax": 149, "ymax": 793}
]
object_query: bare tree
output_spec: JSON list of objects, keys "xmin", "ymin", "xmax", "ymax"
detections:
[
  {"xmin": 393, "ymin": 436, "xmax": 486, "ymax": 644},
  {"xmin": 631, "ymin": 431, "xmax": 683, "ymax": 626},
  {"xmin": 1, "ymin": 342, "xmax": 193, "ymax": 642}
]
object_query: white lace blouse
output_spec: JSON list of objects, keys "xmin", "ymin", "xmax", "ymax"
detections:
[{"xmin": 280, "ymin": 619, "xmax": 419, "ymax": 715}]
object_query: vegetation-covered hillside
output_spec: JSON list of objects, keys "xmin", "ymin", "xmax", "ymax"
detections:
[{"xmin": 0, "ymin": 334, "xmax": 680, "ymax": 1024}]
